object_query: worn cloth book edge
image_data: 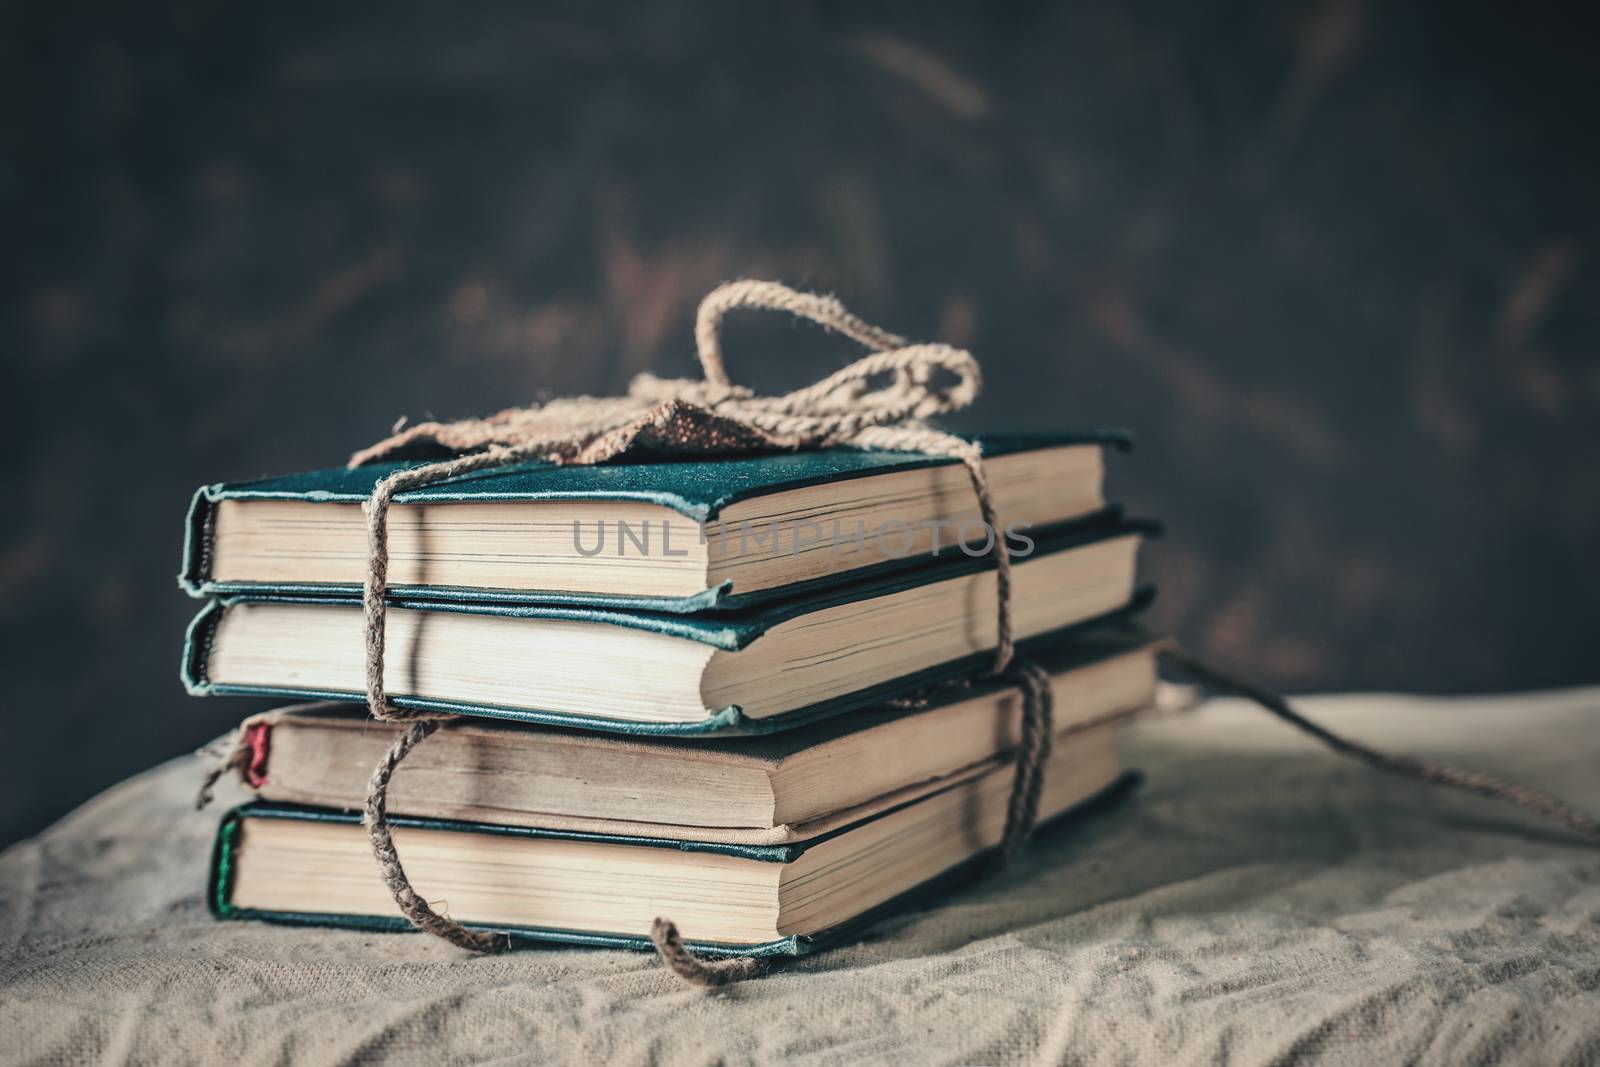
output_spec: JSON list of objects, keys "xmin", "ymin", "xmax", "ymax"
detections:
[
  {"xmin": 178, "ymin": 431, "xmax": 1134, "ymax": 607},
  {"xmin": 187, "ymin": 507, "xmax": 1129, "ymax": 615},
  {"xmin": 239, "ymin": 630, "xmax": 1155, "ymax": 770},
  {"xmin": 181, "ymin": 587, "xmax": 1156, "ymax": 737}
]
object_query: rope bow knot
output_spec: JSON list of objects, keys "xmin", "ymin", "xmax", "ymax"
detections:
[{"xmin": 347, "ymin": 281, "xmax": 982, "ymax": 469}]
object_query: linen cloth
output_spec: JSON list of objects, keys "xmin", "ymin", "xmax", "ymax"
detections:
[{"xmin": 2, "ymin": 689, "xmax": 1597, "ymax": 1066}]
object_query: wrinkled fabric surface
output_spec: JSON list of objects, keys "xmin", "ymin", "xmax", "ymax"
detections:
[{"xmin": 3, "ymin": 689, "xmax": 1598, "ymax": 1066}]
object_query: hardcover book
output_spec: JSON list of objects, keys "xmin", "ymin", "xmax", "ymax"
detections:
[
  {"xmin": 180, "ymin": 433, "xmax": 1129, "ymax": 612},
  {"xmin": 183, "ymin": 517, "xmax": 1157, "ymax": 735},
  {"xmin": 224, "ymin": 633, "xmax": 1157, "ymax": 833},
  {"xmin": 211, "ymin": 721, "xmax": 1139, "ymax": 956}
]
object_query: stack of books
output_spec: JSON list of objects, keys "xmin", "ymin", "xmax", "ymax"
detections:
[{"xmin": 182, "ymin": 433, "xmax": 1159, "ymax": 957}]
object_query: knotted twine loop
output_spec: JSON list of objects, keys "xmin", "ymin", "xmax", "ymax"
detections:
[{"xmin": 347, "ymin": 279, "xmax": 1034, "ymax": 985}]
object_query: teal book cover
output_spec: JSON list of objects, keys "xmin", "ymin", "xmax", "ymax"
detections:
[{"xmin": 179, "ymin": 431, "xmax": 1133, "ymax": 613}]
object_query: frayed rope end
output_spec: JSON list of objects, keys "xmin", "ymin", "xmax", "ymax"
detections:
[{"xmin": 650, "ymin": 918, "xmax": 764, "ymax": 989}]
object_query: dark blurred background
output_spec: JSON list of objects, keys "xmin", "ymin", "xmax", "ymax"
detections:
[{"xmin": 4, "ymin": 1, "xmax": 1598, "ymax": 848}]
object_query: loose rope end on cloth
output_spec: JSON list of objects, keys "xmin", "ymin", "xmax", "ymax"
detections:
[
  {"xmin": 1157, "ymin": 644, "xmax": 1600, "ymax": 843},
  {"xmin": 195, "ymin": 713, "xmax": 272, "ymax": 810},
  {"xmin": 194, "ymin": 747, "xmax": 242, "ymax": 811},
  {"xmin": 649, "ymin": 919, "xmax": 765, "ymax": 989}
]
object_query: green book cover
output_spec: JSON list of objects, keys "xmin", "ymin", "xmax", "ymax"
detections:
[{"xmin": 209, "ymin": 771, "xmax": 1143, "ymax": 958}]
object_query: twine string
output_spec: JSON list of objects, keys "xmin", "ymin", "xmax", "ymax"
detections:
[
  {"xmin": 363, "ymin": 717, "xmax": 506, "ymax": 952},
  {"xmin": 649, "ymin": 919, "xmax": 765, "ymax": 988},
  {"xmin": 347, "ymin": 280, "xmax": 1035, "ymax": 984},
  {"xmin": 1157, "ymin": 645, "xmax": 1600, "ymax": 841},
  {"xmin": 998, "ymin": 661, "xmax": 1056, "ymax": 862}
]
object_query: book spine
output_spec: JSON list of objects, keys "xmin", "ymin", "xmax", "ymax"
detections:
[
  {"xmin": 240, "ymin": 719, "xmax": 271, "ymax": 788},
  {"xmin": 206, "ymin": 808, "xmax": 244, "ymax": 919},
  {"xmin": 176, "ymin": 485, "xmax": 221, "ymax": 597},
  {"xmin": 179, "ymin": 600, "xmax": 225, "ymax": 696}
]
